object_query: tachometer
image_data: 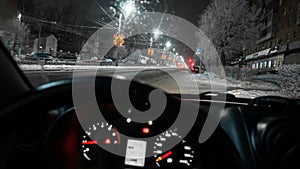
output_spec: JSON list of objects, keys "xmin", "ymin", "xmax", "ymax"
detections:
[
  {"xmin": 81, "ymin": 122, "xmax": 120, "ymax": 161},
  {"xmin": 153, "ymin": 129, "xmax": 194, "ymax": 168}
]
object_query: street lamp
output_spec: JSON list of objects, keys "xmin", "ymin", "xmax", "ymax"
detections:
[
  {"xmin": 119, "ymin": 1, "xmax": 136, "ymax": 32},
  {"xmin": 122, "ymin": 0, "xmax": 135, "ymax": 16},
  {"xmin": 153, "ymin": 29, "xmax": 162, "ymax": 39},
  {"xmin": 17, "ymin": 13, "xmax": 22, "ymax": 21},
  {"xmin": 165, "ymin": 41, "xmax": 172, "ymax": 66},
  {"xmin": 166, "ymin": 41, "xmax": 171, "ymax": 48},
  {"xmin": 110, "ymin": 1, "xmax": 136, "ymax": 66},
  {"xmin": 16, "ymin": 12, "xmax": 22, "ymax": 57}
]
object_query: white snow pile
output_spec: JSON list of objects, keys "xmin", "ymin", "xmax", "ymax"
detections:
[
  {"xmin": 278, "ymin": 64, "xmax": 300, "ymax": 98},
  {"xmin": 19, "ymin": 64, "xmax": 113, "ymax": 71},
  {"xmin": 227, "ymin": 89, "xmax": 282, "ymax": 99},
  {"xmin": 19, "ymin": 64, "xmax": 177, "ymax": 71}
]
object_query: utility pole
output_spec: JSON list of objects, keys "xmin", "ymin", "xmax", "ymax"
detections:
[
  {"xmin": 38, "ymin": 24, "xmax": 41, "ymax": 52},
  {"xmin": 148, "ymin": 37, "xmax": 153, "ymax": 65},
  {"xmin": 115, "ymin": 13, "xmax": 122, "ymax": 66}
]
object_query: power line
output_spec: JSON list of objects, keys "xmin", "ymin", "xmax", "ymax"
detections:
[
  {"xmin": 93, "ymin": 0, "xmax": 115, "ymax": 22},
  {"xmin": 21, "ymin": 15, "xmax": 95, "ymax": 37}
]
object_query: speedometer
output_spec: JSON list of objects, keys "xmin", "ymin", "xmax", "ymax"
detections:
[
  {"xmin": 81, "ymin": 122, "xmax": 120, "ymax": 161},
  {"xmin": 153, "ymin": 129, "xmax": 194, "ymax": 168}
]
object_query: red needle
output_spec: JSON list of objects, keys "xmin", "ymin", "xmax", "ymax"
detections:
[
  {"xmin": 156, "ymin": 151, "xmax": 173, "ymax": 162},
  {"xmin": 82, "ymin": 140, "xmax": 98, "ymax": 145}
]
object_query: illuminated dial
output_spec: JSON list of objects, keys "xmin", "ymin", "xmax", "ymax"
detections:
[
  {"xmin": 81, "ymin": 122, "xmax": 120, "ymax": 161},
  {"xmin": 153, "ymin": 129, "xmax": 194, "ymax": 168}
]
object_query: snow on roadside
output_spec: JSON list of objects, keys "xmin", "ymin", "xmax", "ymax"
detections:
[
  {"xmin": 192, "ymin": 74, "xmax": 281, "ymax": 98},
  {"xmin": 18, "ymin": 64, "xmax": 174, "ymax": 71},
  {"xmin": 228, "ymin": 89, "xmax": 282, "ymax": 99},
  {"xmin": 19, "ymin": 64, "xmax": 111, "ymax": 71},
  {"xmin": 226, "ymin": 76, "xmax": 281, "ymax": 98},
  {"xmin": 227, "ymin": 77, "xmax": 279, "ymax": 90}
]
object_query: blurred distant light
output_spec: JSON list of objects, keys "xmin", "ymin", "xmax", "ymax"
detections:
[
  {"xmin": 17, "ymin": 13, "xmax": 22, "ymax": 20},
  {"xmin": 153, "ymin": 29, "xmax": 162, "ymax": 39},
  {"xmin": 166, "ymin": 41, "xmax": 171, "ymax": 48},
  {"xmin": 122, "ymin": 0, "xmax": 135, "ymax": 16}
]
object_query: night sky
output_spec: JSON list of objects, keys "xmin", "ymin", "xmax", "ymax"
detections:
[
  {"xmin": 87, "ymin": 0, "xmax": 210, "ymax": 27},
  {"xmin": 172, "ymin": 0, "xmax": 210, "ymax": 26},
  {"xmin": 1, "ymin": 0, "xmax": 211, "ymax": 53},
  {"xmin": 14, "ymin": 0, "xmax": 210, "ymax": 27}
]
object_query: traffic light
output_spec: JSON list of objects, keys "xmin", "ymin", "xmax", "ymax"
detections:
[
  {"xmin": 113, "ymin": 34, "xmax": 118, "ymax": 46},
  {"xmin": 119, "ymin": 34, "xmax": 125, "ymax": 46},
  {"xmin": 188, "ymin": 57, "xmax": 194, "ymax": 67},
  {"xmin": 161, "ymin": 54, "xmax": 166, "ymax": 60},
  {"xmin": 148, "ymin": 48, "xmax": 154, "ymax": 56},
  {"xmin": 113, "ymin": 34, "xmax": 125, "ymax": 46}
]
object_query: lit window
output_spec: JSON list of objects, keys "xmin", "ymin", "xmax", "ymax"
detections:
[
  {"xmin": 273, "ymin": 60, "xmax": 277, "ymax": 68},
  {"xmin": 268, "ymin": 61, "xmax": 272, "ymax": 68},
  {"xmin": 264, "ymin": 61, "xmax": 267, "ymax": 68}
]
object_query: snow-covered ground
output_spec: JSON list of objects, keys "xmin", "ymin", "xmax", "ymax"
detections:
[
  {"xmin": 192, "ymin": 73, "xmax": 281, "ymax": 99},
  {"xmin": 19, "ymin": 64, "xmax": 116, "ymax": 71},
  {"xmin": 227, "ymin": 89, "xmax": 282, "ymax": 99},
  {"xmin": 19, "ymin": 64, "xmax": 174, "ymax": 71}
]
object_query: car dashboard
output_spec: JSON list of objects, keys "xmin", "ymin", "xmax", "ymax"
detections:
[{"xmin": 0, "ymin": 76, "xmax": 299, "ymax": 169}]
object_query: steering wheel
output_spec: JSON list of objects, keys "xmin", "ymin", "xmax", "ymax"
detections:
[{"xmin": 0, "ymin": 76, "xmax": 125, "ymax": 168}]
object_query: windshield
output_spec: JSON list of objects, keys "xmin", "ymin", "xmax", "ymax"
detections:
[{"xmin": 0, "ymin": 0, "xmax": 299, "ymax": 99}]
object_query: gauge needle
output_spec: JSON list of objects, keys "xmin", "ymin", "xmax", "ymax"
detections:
[
  {"xmin": 156, "ymin": 151, "xmax": 173, "ymax": 162},
  {"xmin": 82, "ymin": 140, "xmax": 98, "ymax": 145}
]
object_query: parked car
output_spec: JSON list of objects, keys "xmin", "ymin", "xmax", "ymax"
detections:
[
  {"xmin": 56, "ymin": 53, "xmax": 77, "ymax": 61},
  {"xmin": 99, "ymin": 58, "xmax": 113, "ymax": 66},
  {"xmin": 25, "ymin": 52, "xmax": 53, "ymax": 61}
]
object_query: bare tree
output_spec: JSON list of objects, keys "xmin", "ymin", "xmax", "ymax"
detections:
[
  {"xmin": 2, "ymin": 17, "xmax": 30, "ymax": 56},
  {"xmin": 198, "ymin": 0, "xmax": 261, "ymax": 66}
]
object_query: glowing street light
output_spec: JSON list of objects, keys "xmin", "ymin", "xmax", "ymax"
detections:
[
  {"xmin": 122, "ymin": 0, "xmax": 135, "ymax": 17},
  {"xmin": 111, "ymin": 1, "xmax": 136, "ymax": 66},
  {"xmin": 153, "ymin": 29, "xmax": 162, "ymax": 39},
  {"xmin": 17, "ymin": 13, "xmax": 22, "ymax": 21},
  {"xmin": 166, "ymin": 41, "xmax": 171, "ymax": 48}
]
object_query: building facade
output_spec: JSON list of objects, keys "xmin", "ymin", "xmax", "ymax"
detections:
[
  {"xmin": 33, "ymin": 35, "xmax": 57, "ymax": 56},
  {"xmin": 244, "ymin": 0, "xmax": 300, "ymax": 72}
]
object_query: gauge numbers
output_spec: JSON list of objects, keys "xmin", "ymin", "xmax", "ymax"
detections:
[
  {"xmin": 153, "ymin": 129, "xmax": 194, "ymax": 168},
  {"xmin": 81, "ymin": 122, "xmax": 120, "ymax": 161}
]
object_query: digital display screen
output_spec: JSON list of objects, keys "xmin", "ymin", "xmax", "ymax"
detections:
[{"xmin": 125, "ymin": 139, "xmax": 147, "ymax": 167}]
